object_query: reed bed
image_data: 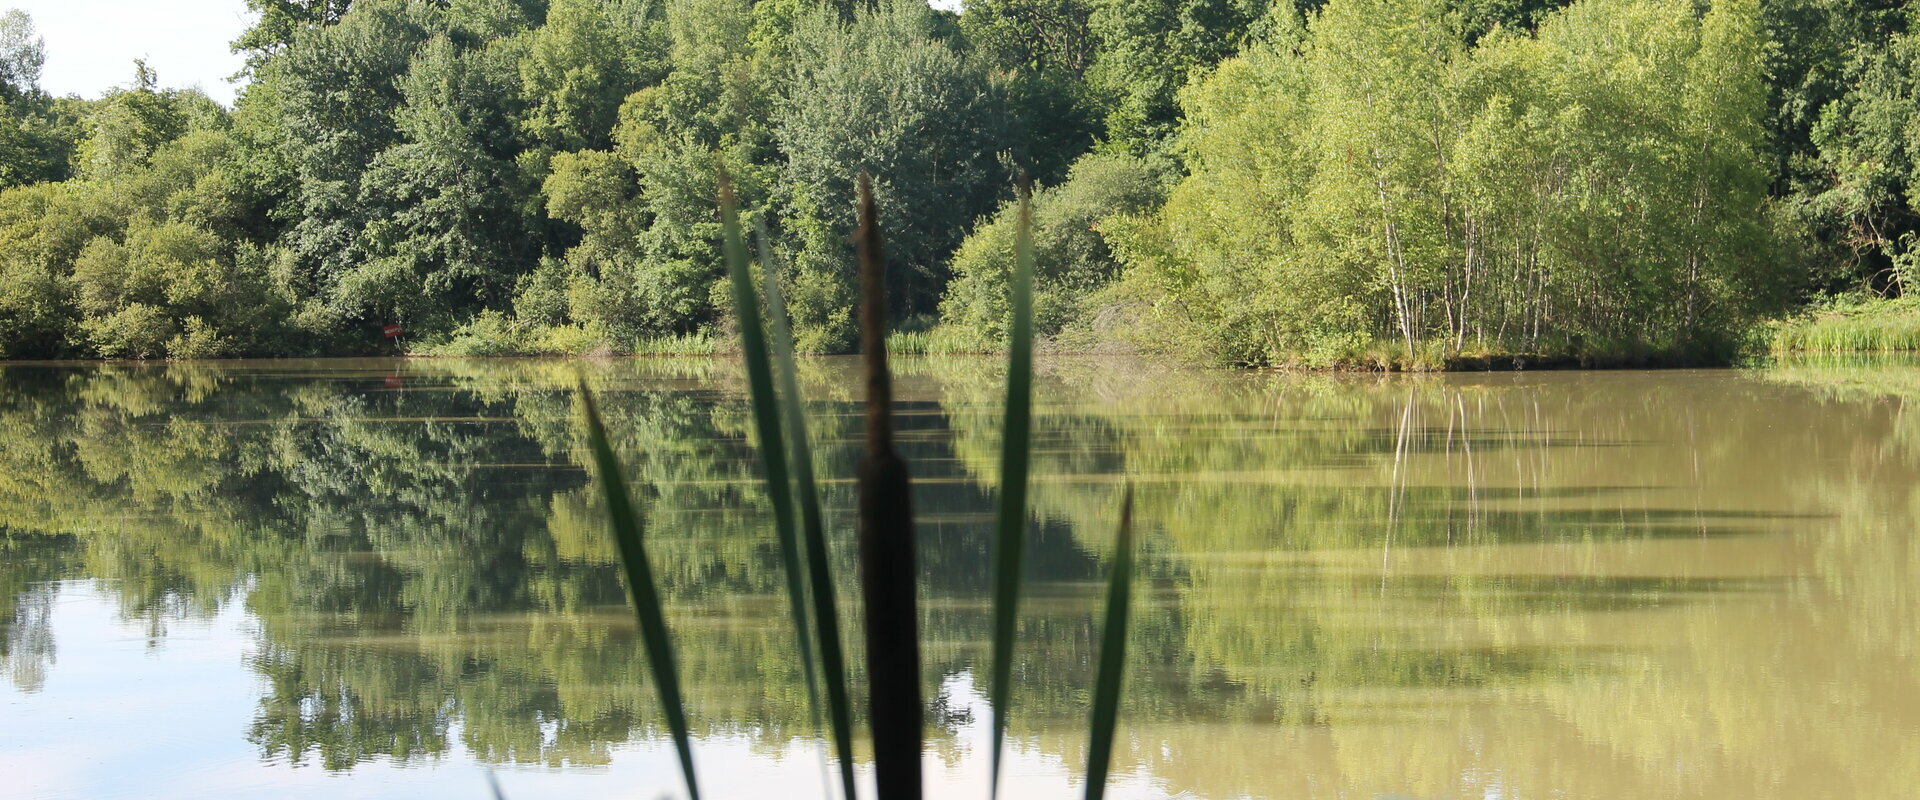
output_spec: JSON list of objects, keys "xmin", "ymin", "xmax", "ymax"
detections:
[
  {"xmin": 573, "ymin": 172, "xmax": 1137, "ymax": 800},
  {"xmin": 1772, "ymin": 297, "xmax": 1920, "ymax": 353}
]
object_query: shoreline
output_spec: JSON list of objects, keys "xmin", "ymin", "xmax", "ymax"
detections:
[{"xmin": 5, "ymin": 348, "xmax": 1914, "ymax": 371}]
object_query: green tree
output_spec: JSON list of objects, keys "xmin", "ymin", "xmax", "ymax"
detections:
[
  {"xmin": 1087, "ymin": 0, "xmax": 1268, "ymax": 155},
  {"xmin": 0, "ymin": 182, "xmax": 100, "ymax": 357},
  {"xmin": 1111, "ymin": 0, "xmax": 1783, "ymax": 365},
  {"xmin": 74, "ymin": 63, "xmax": 193, "ymax": 181},
  {"xmin": 234, "ymin": 0, "xmax": 357, "ymax": 69},
  {"xmin": 517, "ymin": 0, "xmax": 665, "ymax": 152},
  {"xmin": 1795, "ymin": 5, "xmax": 1919, "ymax": 293},
  {"xmin": 491, "ymin": 0, "xmax": 768, "ymax": 349},
  {"xmin": 0, "ymin": 10, "xmax": 79, "ymax": 189},
  {"xmin": 961, "ymin": 0, "xmax": 1104, "ymax": 181},
  {"xmin": 1102, "ymin": 11, "xmax": 1329, "ymax": 363},
  {"xmin": 68, "ymin": 126, "xmax": 297, "ymax": 358},
  {"xmin": 0, "ymin": 8, "xmax": 43, "ymax": 106},
  {"xmin": 778, "ymin": 0, "xmax": 1012, "ymax": 350},
  {"xmin": 263, "ymin": 0, "xmax": 440, "ymax": 317},
  {"xmin": 339, "ymin": 36, "xmax": 535, "ymax": 333}
]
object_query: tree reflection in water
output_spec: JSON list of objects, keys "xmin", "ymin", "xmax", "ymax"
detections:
[{"xmin": 2, "ymin": 357, "xmax": 1918, "ymax": 798}]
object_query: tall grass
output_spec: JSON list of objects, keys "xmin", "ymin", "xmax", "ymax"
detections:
[
  {"xmin": 1771, "ymin": 296, "xmax": 1920, "ymax": 353},
  {"xmin": 883, "ymin": 329, "xmax": 944, "ymax": 355},
  {"xmin": 577, "ymin": 172, "xmax": 1136, "ymax": 800},
  {"xmin": 884, "ymin": 326, "xmax": 985, "ymax": 355},
  {"xmin": 421, "ymin": 319, "xmax": 727, "ymax": 357},
  {"xmin": 633, "ymin": 333, "xmax": 730, "ymax": 356}
]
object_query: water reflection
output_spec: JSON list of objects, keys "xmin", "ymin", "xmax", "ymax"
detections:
[{"xmin": 3, "ymin": 357, "xmax": 1919, "ymax": 798}]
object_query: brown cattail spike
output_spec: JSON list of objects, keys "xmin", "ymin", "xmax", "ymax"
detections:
[
  {"xmin": 857, "ymin": 173, "xmax": 894, "ymax": 459},
  {"xmin": 853, "ymin": 171, "xmax": 923, "ymax": 800}
]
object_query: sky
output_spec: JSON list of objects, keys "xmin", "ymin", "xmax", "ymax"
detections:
[
  {"xmin": 7, "ymin": 0, "xmax": 972, "ymax": 108},
  {"xmin": 10, "ymin": 0, "xmax": 251, "ymax": 105},
  {"xmin": 2, "ymin": 583, "xmax": 1170, "ymax": 800}
]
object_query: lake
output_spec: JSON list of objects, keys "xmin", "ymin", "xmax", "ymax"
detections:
[{"xmin": 2, "ymin": 356, "xmax": 1917, "ymax": 799}]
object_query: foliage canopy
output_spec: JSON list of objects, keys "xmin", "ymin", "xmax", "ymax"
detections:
[{"xmin": 0, "ymin": 0, "xmax": 1912, "ymax": 362}]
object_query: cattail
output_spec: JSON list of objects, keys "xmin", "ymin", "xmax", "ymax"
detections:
[{"xmin": 854, "ymin": 172, "xmax": 923, "ymax": 800}]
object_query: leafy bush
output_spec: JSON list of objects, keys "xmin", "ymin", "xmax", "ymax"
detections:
[
  {"xmin": 939, "ymin": 152, "xmax": 1164, "ymax": 350},
  {"xmin": 167, "ymin": 316, "xmax": 232, "ymax": 359},
  {"xmin": 428, "ymin": 310, "xmax": 533, "ymax": 356},
  {"xmin": 82, "ymin": 302, "xmax": 172, "ymax": 358}
]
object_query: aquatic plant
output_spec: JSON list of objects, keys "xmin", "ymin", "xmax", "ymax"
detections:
[
  {"xmin": 987, "ymin": 177, "xmax": 1036, "ymax": 798},
  {"xmin": 576, "ymin": 385, "xmax": 701, "ymax": 800},
  {"xmin": 576, "ymin": 172, "xmax": 1137, "ymax": 800},
  {"xmin": 718, "ymin": 174, "xmax": 859, "ymax": 800}
]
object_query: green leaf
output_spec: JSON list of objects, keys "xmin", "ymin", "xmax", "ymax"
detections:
[
  {"xmin": 715, "ymin": 175, "xmax": 836, "ymax": 793},
  {"xmin": 756, "ymin": 220, "xmax": 860, "ymax": 800},
  {"xmin": 1085, "ymin": 486, "xmax": 1136, "ymax": 800},
  {"xmin": 576, "ymin": 384, "xmax": 700, "ymax": 800},
  {"xmin": 988, "ymin": 179, "xmax": 1037, "ymax": 799}
]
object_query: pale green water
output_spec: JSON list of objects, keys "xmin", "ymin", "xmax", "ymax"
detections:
[{"xmin": 2, "ymin": 357, "xmax": 1918, "ymax": 799}]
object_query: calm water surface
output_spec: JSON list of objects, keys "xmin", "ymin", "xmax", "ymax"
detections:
[{"xmin": 2, "ymin": 357, "xmax": 1917, "ymax": 799}]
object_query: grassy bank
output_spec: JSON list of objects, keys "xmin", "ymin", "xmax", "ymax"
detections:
[
  {"xmin": 1770, "ymin": 296, "xmax": 1920, "ymax": 354},
  {"xmin": 418, "ymin": 324, "xmax": 971, "ymax": 358},
  {"xmin": 851, "ymin": 330, "xmax": 1740, "ymax": 371},
  {"xmin": 412, "ymin": 315, "xmax": 730, "ymax": 357},
  {"xmin": 414, "ymin": 322, "xmax": 1747, "ymax": 370},
  {"xmin": 410, "ymin": 310, "xmax": 1767, "ymax": 370}
]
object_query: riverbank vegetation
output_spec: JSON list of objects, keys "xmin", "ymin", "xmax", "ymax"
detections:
[
  {"xmin": 0, "ymin": 0, "xmax": 1916, "ymax": 364},
  {"xmin": 1771, "ymin": 295, "xmax": 1920, "ymax": 354}
]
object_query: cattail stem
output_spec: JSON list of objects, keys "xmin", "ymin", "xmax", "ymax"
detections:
[{"xmin": 854, "ymin": 172, "xmax": 923, "ymax": 800}]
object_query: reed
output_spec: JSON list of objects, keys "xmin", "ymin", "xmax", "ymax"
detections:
[
  {"xmin": 754, "ymin": 218, "xmax": 859, "ymax": 800},
  {"xmin": 854, "ymin": 172, "xmax": 925, "ymax": 800},
  {"xmin": 881, "ymin": 324, "xmax": 983, "ymax": 356},
  {"xmin": 883, "ymin": 329, "xmax": 939, "ymax": 355},
  {"xmin": 715, "ymin": 177, "xmax": 837, "ymax": 796},
  {"xmin": 575, "ymin": 384, "xmax": 700, "ymax": 800},
  {"xmin": 1084, "ymin": 486, "xmax": 1135, "ymax": 800},
  {"xmin": 578, "ymin": 171, "xmax": 1135, "ymax": 800},
  {"xmin": 986, "ymin": 177, "xmax": 1036, "ymax": 799},
  {"xmin": 633, "ymin": 332, "xmax": 729, "ymax": 356}
]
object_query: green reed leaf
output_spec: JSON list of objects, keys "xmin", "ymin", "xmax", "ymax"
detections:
[
  {"xmin": 577, "ymin": 384, "xmax": 700, "ymax": 800},
  {"xmin": 988, "ymin": 178, "xmax": 1037, "ymax": 799},
  {"xmin": 715, "ymin": 176, "xmax": 834, "ymax": 791},
  {"xmin": 756, "ymin": 220, "xmax": 860, "ymax": 800},
  {"xmin": 1085, "ymin": 485, "xmax": 1135, "ymax": 800}
]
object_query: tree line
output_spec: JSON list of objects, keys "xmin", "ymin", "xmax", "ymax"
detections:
[{"xmin": 0, "ymin": 0, "xmax": 1914, "ymax": 364}]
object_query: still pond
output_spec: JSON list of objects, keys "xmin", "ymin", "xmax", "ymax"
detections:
[{"xmin": 2, "ymin": 356, "xmax": 1917, "ymax": 799}]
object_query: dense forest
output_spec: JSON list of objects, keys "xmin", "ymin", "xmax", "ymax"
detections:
[{"xmin": 0, "ymin": 0, "xmax": 1914, "ymax": 364}]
